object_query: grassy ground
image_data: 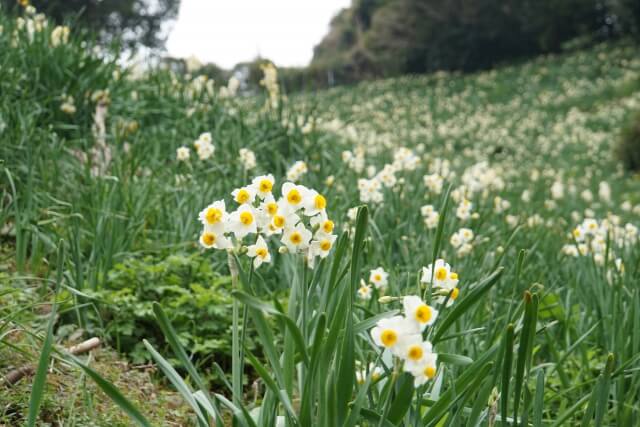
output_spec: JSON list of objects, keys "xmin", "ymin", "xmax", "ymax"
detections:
[{"xmin": 1, "ymin": 5, "xmax": 640, "ymax": 426}]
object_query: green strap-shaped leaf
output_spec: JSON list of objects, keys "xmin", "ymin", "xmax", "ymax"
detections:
[
  {"xmin": 232, "ymin": 290, "xmax": 309, "ymax": 366},
  {"xmin": 246, "ymin": 351, "xmax": 299, "ymax": 426},
  {"xmin": 532, "ymin": 370, "xmax": 544, "ymax": 427},
  {"xmin": 143, "ymin": 340, "xmax": 212, "ymax": 426},
  {"xmin": 432, "ymin": 267, "xmax": 504, "ymax": 344},
  {"xmin": 27, "ymin": 242, "xmax": 64, "ymax": 427},
  {"xmin": 501, "ymin": 324, "xmax": 515, "ymax": 427},
  {"xmin": 387, "ymin": 372, "xmax": 415, "ymax": 425}
]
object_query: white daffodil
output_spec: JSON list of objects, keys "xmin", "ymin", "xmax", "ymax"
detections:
[
  {"xmin": 251, "ymin": 174, "xmax": 275, "ymax": 199},
  {"xmin": 357, "ymin": 282, "xmax": 372, "ymax": 300},
  {"xmin": 310, "ymin": 211, "xmax": 335, "ymax": 235},
  {"xmin": 280, "ymin": 182, "xmax": 308, "ymax": 213},
  {"xmin": 176, "ymin": 146, "xmax": 190, "ymax": 161},
  {"xmin": 199, "ymin": 228, "xmax": 232, "ymax": 250},
  {"xmin": 302, "ymin": 189, "xmax": 327, "ymax": 216},
  {"xmin": 196, "ymin": 142, "xmax": 214, "ymax": 160},
  {"xmin": 309, "ymin": 232, "xmax": 337, "ymax": 259},
  {"xmin": 403, "ymin": 296, "xmax": 438, "ymax": 331},
  {"xmin": 409, "ymin": 353, "xmax": 438, "ymax": 387},
  {"xmin": 198, "ymin": 132, "xmax": 212, "ymax": 144},
  {"xmin": 370, "ymin": 316, "xmax": 418, "ymax": 355},
  {"xmin": 281, "ymin": 223, "xmax": 312, "ymax": 253},
  {"xmin": 271, "ymin": 211, "xmax": 300, "ymax": 233},
  {"xmin": 369, "ymin": 267, "xmax": 389, "ymax": 289},
  {"xmin": 198, "ymin": 200, "xmax": 227, "ymax": 233},
  {"xmin": 420, "ymin": 204, "xmax": 435, "ymax": 217},
  {"xmin": 228, "ymin": 205, "xmax": 258, "ymax": 239},
  {"xmin": 398, "ymin": 337, "xmax": 434, "ymax": 373},
  {"xmin": 421, "ymin": 259, "xmax": 452, "ymax": 288},
  {"xmin": 356, "ymin": 363, "xmax": 383, "ymax": 385},
  {"xmin": 260, "ymin": 195, "xmax": 279, "ymax": 217},
  {"xmin": 247, "ymin": 235, "xmax": 271, "ymax": 269},
  {"xmin": 459, "ymin": 228, "xmax": 474, "ymax": 243},
  {"xmin": 232, "ymin": 186, "xmax": 257, "ymax": 205}
]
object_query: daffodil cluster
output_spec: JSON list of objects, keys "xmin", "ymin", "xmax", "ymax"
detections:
[
  {"xmin": 367, "ymin": 259, "xmax": 461, "ymax": 386},
  {"xmin": 421, "ymin": 259, "xmax": 460, "ymax": 306},
  {"xmin": 370, "ymin": 296, "xmax": 439, "ymax": 386},
  {"xmin": 450, "ymin": 228, "xmax": 474, "ymax": 257},
  {"xmin": 420, "ymin": 204, "xmax": 440, "ymax": 229},
  {"xmin": 285, "ymin": 160, "xmax": 308, "ymax": 182},
  {"xmin": 562, "ymin": 217, "xmax": 638, "ymax": 266},
  {"xmin": 176, "ymin": 132, "xmax": 215, "ymax": 162},
  {"xmin": 198, "ymin": 175, "xmax": 337, "ymax": 268},
  {"xmin": 352, "ymin": 146, "xmax": 421, "ymax": 204},
  {"xmin": 260, "ymin": 63, "xmax": 279, "ymax": 108}
]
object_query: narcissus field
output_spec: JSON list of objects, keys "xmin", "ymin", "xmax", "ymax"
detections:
[{"xmin": 1, "ymin": 5, "xmax": 640, "ymax": 427}]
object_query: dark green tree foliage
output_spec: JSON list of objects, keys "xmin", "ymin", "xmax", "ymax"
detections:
[
  {"xmin": 311, "ymin": 0, "xmax": 639, "ymax": 82},
  {"xmin": 617, "ymin": 112, "xmax": 640, "ymax": 172},
  {"xmin": 1, "ymin": 0, "xmax": 180, "ymax": 49}
]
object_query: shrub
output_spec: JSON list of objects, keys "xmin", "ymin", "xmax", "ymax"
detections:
[
  {"xmin": 616, "ymin": 112, "xmax": 640, "ymax": 172},
  {"xmin": 83, "ymin": 252, "xmax": 252, "ymax": 375}
]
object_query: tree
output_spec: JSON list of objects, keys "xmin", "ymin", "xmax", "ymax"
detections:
[
  {"xmin": 311, "ymin": 0, "xmax": 639, "ymax": 83},
  {"xmin": 1, "ymin": 0, "xmax": 180, "ymax": 49}
]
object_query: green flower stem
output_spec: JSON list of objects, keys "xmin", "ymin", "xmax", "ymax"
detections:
[{"xmin": 228, "ymin": 251, "xmax": 242, "ymax": 407}]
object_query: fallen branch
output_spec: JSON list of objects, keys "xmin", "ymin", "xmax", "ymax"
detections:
[{"xmin": 2, "ymin": 337, "xmax": 101, "ymax": 386}]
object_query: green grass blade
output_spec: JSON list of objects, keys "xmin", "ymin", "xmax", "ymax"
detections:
[
  {"xmin": 27, "ymin": 242, "xmax": 64, "ymax": 427},
  {"xmin": 143, "ymin": 339, "xmax": 212, "ymax": 426},
  {"xmin": 152, "ymin": 302, "xmax": 213, "ymax": 403},
  {"xmin": 65, "ymin": 354, "xmax": 152, "ymax": 427},
  {"xmin": 246, "ymin": 350, "xmax": 299, "ymax": 425}
]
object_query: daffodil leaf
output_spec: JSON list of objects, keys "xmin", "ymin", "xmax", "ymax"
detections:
[
  {"xmin": 437, "ymin": 353, "xmax": 474, "ymax": 366},
  {"xmin": 387, "ymin": 372, "xmax": 415, "ymax": 424},
  {"xmin": 432, "ymin": 267, "xmax": 504, "ymax": 344}
]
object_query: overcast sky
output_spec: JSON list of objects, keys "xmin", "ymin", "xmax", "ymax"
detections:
[{"xmin": 166, "ymin": 0, "xmax": 351, "ymax": 69}]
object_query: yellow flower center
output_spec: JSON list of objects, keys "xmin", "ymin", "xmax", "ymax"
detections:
[
  {"xmin": 266, "ymin": 202, "xmax": 278, "ymax": 216},
  {"xmin": 449, "ymin": 272, "xmax": 458, "ymax": 281},
  {"xmin": 256, "ymin": 248, "xmax": 268, "ymax": 258},
  {"xmin": 415, "ymin": 304, "xmax": 432, "ymax": 323},
  {"xmin": 573, "ymin": 228, "xmax": 581, "ymax": 238},
  {"xmin": 286, "ymin": 189, "xmax": 302, "ymax": 205},
  {"xmin": 320, "ymin": 239, "xmax": 332, "ymax": 251},
  {"xmin": 205, "ymin": 207, "xmax": 223, "ymax": 224},
  {"xmin": 424, "ymin": 365, "xmax": 436, "ymax": 379},
  {"xmin": 202, "ymin": 232, "xmax": 215, "ymax": 246},
  {"xmin": 273, "ymin": 215, "xmax": 285, "ymax": 228},
  {"xmin": 374, "ymin": 274, "xmax": 382, "ymax": 282},
  {"xmin": 259, "ymin": 179, "xmax": 273, "ymax": 193},
  {"xmin": 315, "ymin": 194, "xmax": 327, "ymax": 210},
  {"xmin": 450, "ymin": 287, "xmax": 459, "ymax": 300},
  {"xmin": 380, "ymin": 329, "xmax": 397, "ymax": 347},
  {"xmin": 239, "ymin": 211, "xmax": 253, "ymax": 225},
  {"xmin": 407, "ymin": 345, "xmax": 423, "ymax": 361},
  {"xmin": 323, "ymin": 220, "xmax": 334, "ymax": 233},
  {"xmin": 435, "ymin": 267, "xmax": 448, "ymax": 281},
  {"xmin": 289, "ymin": 231, "xmax": 302, "ymax": 245},
  {"xmin": 236, "ymin": 189, "xmax": 250, "ymax": 204}
]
